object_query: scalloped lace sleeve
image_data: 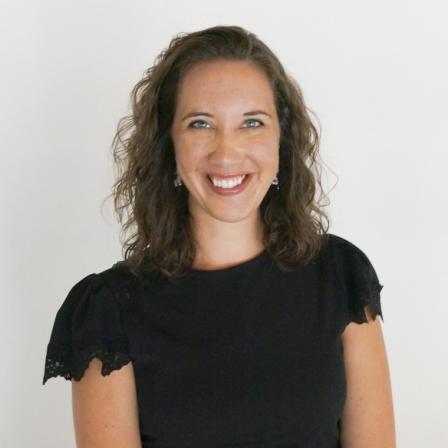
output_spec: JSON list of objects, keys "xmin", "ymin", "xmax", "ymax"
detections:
[
  {"xmin": 42, "ymin": 273, "xmax": 131, "ymax": 384},
  {"xmin": 331, "ymin": 234, "xmax": 385, "ymax": 326}
]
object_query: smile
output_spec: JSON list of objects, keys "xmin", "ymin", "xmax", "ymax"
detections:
[{"xmin": 205, "ymin": 173, "xmax": 252, "ymax": 196}]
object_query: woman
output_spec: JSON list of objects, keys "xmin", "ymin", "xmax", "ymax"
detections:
[{"xmin": 43, "ymin": 25, "xmax": 396, "ymax": 447}]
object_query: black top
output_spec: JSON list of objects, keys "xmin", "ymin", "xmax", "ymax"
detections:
[{"xmin": 43, "ymin": 233, "xmax": 385, "ymax": 448}]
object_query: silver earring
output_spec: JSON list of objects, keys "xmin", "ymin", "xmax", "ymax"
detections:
[
  {"xmin": 272, "ymin": 174, "xmax": 279, "ymax": 190},
  {"xmin": 174, "ymin": 172, "xmax": 182, "ymax": 187}
]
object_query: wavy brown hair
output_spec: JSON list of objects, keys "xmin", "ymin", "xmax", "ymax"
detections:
[{"xmin": 104, "ymin": 25, "xmax": 332, "ymax": 281}]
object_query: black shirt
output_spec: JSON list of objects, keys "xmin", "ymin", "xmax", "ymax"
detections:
[{"xmin": 43, "ymin": 233, "xmax": 384, "ymax": 447}]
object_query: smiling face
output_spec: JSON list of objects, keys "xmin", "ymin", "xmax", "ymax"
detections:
[{"xmin": 170, "ymin": 59, "xmax": 281, "ymax": 226}]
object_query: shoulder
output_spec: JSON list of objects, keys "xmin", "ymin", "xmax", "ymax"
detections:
[
  {"xmin": 53, "ymin": 263, "xmax": 135, "ymax": 316},
  {"xmin": 325, "ymin": 233, "xmax": 381, "ymax": 282},
  {"xmin": 79, "ymin": 260, "xmax": 150, "ymax": 304},
  {"xmin": 42, "ymin": 261, "xmax": 137, "ymax": 385},
  {"xmin": 324, "ymin": 232, "xmax": 385, "ymax": 326},
  {"xmin": 326, "ymin": 232, "xmax": 371, "ymax": 259}
]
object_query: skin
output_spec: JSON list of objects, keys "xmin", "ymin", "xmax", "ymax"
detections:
[
  {"xmin": 340, "ymin": 309, "xmax": 396, "ymax": 447},
  {"xmin": 72, "ymin": 360, "xmax": 141, "ymax": 447},
  {"xmin": 170, "ymin": 59, "xmax": 281, "ymax": 270},
  {"xmin": 71, "ymin": 59, "xmax": 395, "ymax": 447}
]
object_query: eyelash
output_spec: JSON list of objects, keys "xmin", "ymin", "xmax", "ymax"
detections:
[{"xmin": 188, "ymin": 118, "xmax": 264, "ymax": 129}]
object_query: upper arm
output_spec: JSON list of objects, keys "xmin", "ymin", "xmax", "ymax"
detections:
[
  {"xmin": 72, "ymin": 358, "xmax": 142, "ymax": 448},
  {"xmin": 339, "ymin": 305, "xmax": 396, "ymax": 448}
]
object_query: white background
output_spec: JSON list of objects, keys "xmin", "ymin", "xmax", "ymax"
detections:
[{"xmin": 1, "ymin": 0, "xmax": 447, "ymax": 446}]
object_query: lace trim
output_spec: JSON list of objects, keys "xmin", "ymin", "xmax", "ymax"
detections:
[
  {"xmin": 349, "ymin": 281, "xmax": 384, "ymax": 324},
  {"xmin": 43, "ymin": 342, "xmax": 131, "ymax": 385}
]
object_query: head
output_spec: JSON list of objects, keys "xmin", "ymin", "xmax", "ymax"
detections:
[
  {"xmin": 107, "ymin": 25, "xmax": 330, "ymax": 279},
  {"xmin": 170, "ymin": 58, "xmax": 281, "ymax": 234}
]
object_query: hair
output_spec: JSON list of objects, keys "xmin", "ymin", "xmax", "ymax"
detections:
[{"xmin": 103, "ymin": 25, "xmax": 332, "ymax": 281}]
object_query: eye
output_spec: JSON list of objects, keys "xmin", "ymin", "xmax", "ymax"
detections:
[
  {"xmin": 187, "ymin": 118, "xmax": 264, "ymax": 129},
  {"xmin": 244, "ymin": 119, "xmax": 264, "ymax": 128},
  {"xmin": 188, "ymin": 120, "xmax": 210, "ymax": 129}
]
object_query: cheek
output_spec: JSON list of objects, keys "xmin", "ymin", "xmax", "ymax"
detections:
[
  {"xmin": 251, "ymin": 142, "xmax": 279, "ymax": 166},
  {"xmin": 249, "ymin": 132, "xmax": 279, "ymax": 151},
  {"xmin": 174, "ymin": 141, "xmax": 207, "ymax": 170}
]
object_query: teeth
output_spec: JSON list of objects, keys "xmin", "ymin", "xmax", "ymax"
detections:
[{"xmin": 210, "ymin": 175, "xmax": 246, "ymax": 188}]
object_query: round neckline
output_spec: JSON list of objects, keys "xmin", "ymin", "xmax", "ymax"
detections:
[{"xmin": 186, "ymin": 248, "xmax": 269, "ymax": 276}]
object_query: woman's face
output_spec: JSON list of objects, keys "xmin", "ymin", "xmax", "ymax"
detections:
[{"xmin": 170, "ymin": 59, "xmax": 281, "ymax": 225}]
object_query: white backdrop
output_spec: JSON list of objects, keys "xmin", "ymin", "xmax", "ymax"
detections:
[{"xmin": 1, "ymin": 0, "xmax": 447, "ymax": 446}]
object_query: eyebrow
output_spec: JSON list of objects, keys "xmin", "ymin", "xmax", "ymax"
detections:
[{"xmin": 181, "ymin": 110, "xmax": 272, "ymax": 121}]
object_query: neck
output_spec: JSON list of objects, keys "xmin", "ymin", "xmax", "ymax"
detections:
[{"xmin": 191, "ymin": 211, "xmax": 265, "ymax": 271}]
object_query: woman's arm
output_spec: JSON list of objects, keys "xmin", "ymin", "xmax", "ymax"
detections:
[
  {"xmin": 339, "ymin": 305, "xmax": 396, "ymax": 448},
  {"xmin": 71, "ymin": 359, "xmax": 142, "ymax": 448}
]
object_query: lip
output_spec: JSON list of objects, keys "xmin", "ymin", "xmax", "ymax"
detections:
[
  {"xmin": 207, "ymin": 172, "xmax": 250, "ymax": 179},
  {"xmin": 205, "ymin": 172, "xmax": 252, "ymax": 196}
]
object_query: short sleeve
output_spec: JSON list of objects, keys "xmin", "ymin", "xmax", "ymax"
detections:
[
  {"xmin": 43, "ymin": 272, "xmax": 131, "ymax": 384},
  {"xmin": 330, "ymin": 234, "xmax": 385, "ymax": 326}
]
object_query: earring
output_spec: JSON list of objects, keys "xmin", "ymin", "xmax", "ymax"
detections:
[
  {"xmin": 174, "ymin": 172, "xmax": 183, "ymax": 187},
  {"xmin": 272, "ymin": 174, "xmax": 279, "ymax": 190}
]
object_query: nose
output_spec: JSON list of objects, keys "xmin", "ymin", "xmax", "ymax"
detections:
[{"xmin": 208, "ymin": 130, "xmax": 245, "ymax": 165}]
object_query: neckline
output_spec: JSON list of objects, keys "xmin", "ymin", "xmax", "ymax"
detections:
[{"xmin": 186, "ymin": 248, "xmax": 269, "ymax": 276}]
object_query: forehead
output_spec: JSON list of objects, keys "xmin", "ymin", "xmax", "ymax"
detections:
[{"xmin": 176, "ymin": 60, "xmax": 275, "ymax": 112}]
